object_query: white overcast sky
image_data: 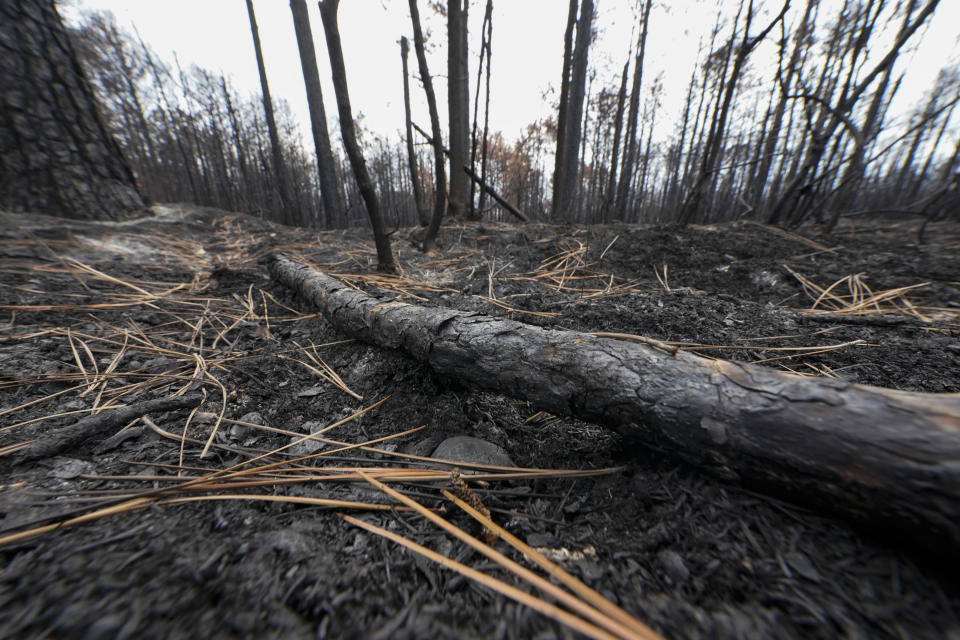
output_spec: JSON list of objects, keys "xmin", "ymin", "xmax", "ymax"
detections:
[{"xmin": 63, "ymin": 1, "xmax": 960, "ymax": 151}]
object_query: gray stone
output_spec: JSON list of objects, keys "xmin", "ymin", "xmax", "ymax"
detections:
[
  {"xmin": 288, "ymin": 436, "xmax": 324, "ymax": 457},
  {"xmin": 229, "ymin": 411, "xmax": 264, "ymax": 441},
  {"xmin": 657, "ymin": 549, "xmax": 690, "ymax": 585},
  {"xmin": 430, "ymin": 435, "xmax": 515, "ymax": 468}
]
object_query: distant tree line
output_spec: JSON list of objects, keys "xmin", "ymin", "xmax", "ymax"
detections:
[
  {"xmin": 6, "ymin": 0, "xmax": 956, "ymax": 236},
  {"xmin": 557, "ymin": 0, "xmax": 959, "ymax": 228}
]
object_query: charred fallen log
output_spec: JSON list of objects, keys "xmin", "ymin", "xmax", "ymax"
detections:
[
  {"xmin": 269, "ymin": 253, "xmax": 960, "ymax": 556},
  {"xmin": 16, "ymin": 394, "xmax": 203, "ymax": 463}
]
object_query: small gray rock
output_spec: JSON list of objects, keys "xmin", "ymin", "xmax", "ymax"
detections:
[
  {"xmin": 288, "ymin": 436, "xmax": 324, "ymax": 457},
  {"xmin": 289, "ymin": 420, "xmax": 326, "ymax": 456},
  {"xmin": 785, "ymin": 551, "xmax": 822, "ymax": 583},
  {"xmin": 526, "ymin": 532, "xmax": 556, "ymax": 547},
  {"xmin": 431, "ymin": 435, "xmax": 515, "ymax": 469},
  {"xmin": 229, "ymin": 411, "xmax": 264, "ymax": 441},
  {"xmin": 657, "ymin": 549, "xmax": 690, "ymax": 585},
  {"xmin": 52, "ymin": 457, "xmax": 94, "ymax": 479}
]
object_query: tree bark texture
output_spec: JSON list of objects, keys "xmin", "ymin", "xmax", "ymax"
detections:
[
  {"xmin": 269, "ymin": 253, "xmax": 960, "ymax": 558},
  {"xmin": 446, "ymin": 0, "xmax": 470, "ymax": 220},
  {"xmin": 318, "ymin": 0, "xmax": 396, "ymax": 272},
  {"xmin": 290, "ymin": 0, "xmax": 346, "ymax": 228},
  {"xmin": 0, "ymin": 0, "xmax": 143, "ymax": 220}
]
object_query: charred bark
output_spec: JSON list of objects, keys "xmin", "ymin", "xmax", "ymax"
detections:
[
  {"xmin": 614, "ymin": 0, "xmax": 651, "ymax": 222},
  {"xmin": 290, "ymin": 0, "xmax": 345, "ymax": 228},
  {"xmin": 400, "ymin": 37, "xmax": 428, "ymax": 227},
  {"xmin": 408, "ymin": 0, "xmax": 448, "ymax": 251},
  {"xmin": 318, "ymin": 0, "xmax": 396, "ymax": 272},
  {"xmin": 270, "ymin": 252, "xmax": 960, "ymax": 558},
  {"xmin": 551, "ymin": 0, "xmax": 593, "ymax": 222},
  {"xmin": 446, "ymin": 0, "xmax": 471, "ymax": 220},
  {"xmin": 17, "ymin": 394, "xmax": 202, "ymax": 463},
  {"xmin": 246, "ymin": 0, "xmax": 291, "ymax": 225},
  {"xmin": 0, "ymin": 0, "xmax": 143, "ymax": 220}
]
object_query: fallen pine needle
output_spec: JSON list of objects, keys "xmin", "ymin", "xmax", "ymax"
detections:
[
  {"xmin": 355, "ymin": 471, "xmax": 656, "ymax": 640},
  {"xmin": 442, "ymin": 489, "xmax": 661, "ymax": 639},
  {"xmin": 342, "ymin": 514, "xmax": 626, "ymax": 640}
]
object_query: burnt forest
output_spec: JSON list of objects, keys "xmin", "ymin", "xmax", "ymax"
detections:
[{"xmin": 1, "ymin": 1, "xmax": 959, "ymax": 638}]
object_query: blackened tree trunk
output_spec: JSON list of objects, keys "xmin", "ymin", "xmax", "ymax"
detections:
[
  {"xmin": 447, "ymin": 0, "xmax": 471, "ymax": 220},
  {"xmin": 613, "ymin": 0, "xmax": 651, "ymax": 222},
  {"xmin": 551, "ymin": 0, "xmax": 593, "ymax": 222},
  {"xmin": 318, "ymin": 0, "xmax": 397, "ymax": 273},
  {"xmin": 269, "ymin": 253, "xmax": 960, "ymax": 561},
  {"xmin": 602, "ymin": 60, "xmax": 629, "ymax": 220},
  {"xmin": 290, "ymin": 0, "xmax": 346, "ymax": 228},
  {"xmin": 0, "ymin": 0, "xmax": 143, "ymax": 220},
  {"xmin": 246, "ymin": 0, "xmax": 291, "ymax": 225},
  {"xmin": 400, "ymin": 37, "xmax": 428, "ymax": 227},
  {"xmin": 408, "ymin": 0, "xmax": 448, "ymax": 251},
  {"xmin": 476, "ymin": 3, "xmax": 494, "ymax": 219},
  {"xmin": 550, "ymin": 0, "xmax": 579, "ymax": 221},
  {"xmin": 468, "ymin": 0, "xmax": 494, "ymax": 219}
]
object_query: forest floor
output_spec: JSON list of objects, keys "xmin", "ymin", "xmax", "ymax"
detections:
[{"xmin": 1, "ymin": 204, "xmax": 958, "ymax": 639}]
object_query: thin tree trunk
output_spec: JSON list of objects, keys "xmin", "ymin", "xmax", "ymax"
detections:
[
  {"xmin": 221, "ymin": 75, "xmax": 252, "ymax": 209},
  {"xmin": 400, "ymin": 37, "xmax": 428, "ymax": 226},
  {"xmin": 637, "ymin": 101, "xmax": 656, "ymax": 221},
  {"xmin": 550, "ymin": 0, "xmax": 579, "ymax": 221},
  {"xmin": 750, "ymin": 0, "xmax": 817, "ymax": 215},
  {"xmin": 614, "ymin": 0, "xmax": 652, "ymax": 222},
  {"xmin": 246, "ymin": 0, "xmax": 291, "ymax": 225},
  {"xmin": 663, "ymin": 65, "xmax": 698, "ymax": 214},
  {"xmin": 477, "ymin": 5, "xmax": 494, "ymax": 218},
  {"xmin": 105, "ymin": 23, "xmax": 157, "ymax": 170},
  {"xmin": 554, "ymin": 0, "xmax": 593, "ymax": 222},
  {"xmin": 447, "ymin": 0, "xmax": 471, "ymax": 220},
  {"xmin": 408, "ymin": 0, "xmax": 448, "ymax": 251},
  {"xmin": 468, "ymin": 0, "xmax": 494, "ymax": 220},
  {"xmin": 603, "ymin": 61, "xmax": 629, "ymax": 221},
  {"xmin": 318, "ymin": 0, "xmax": 396, "ymax": 272},
  {"xmin": 135, "ymin": 29, "xmax": 198, "ymax": 203},
  {"xmin": 912, "ymin": 81, "xmax": 960, "ymax": 201},
  {"xmin": 290, "ymin": 0, "xmax": 346, "ymax": 228},
  {"xmin": 574, "ymin": 69, "xmax": 593, "ymax": 221}
]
